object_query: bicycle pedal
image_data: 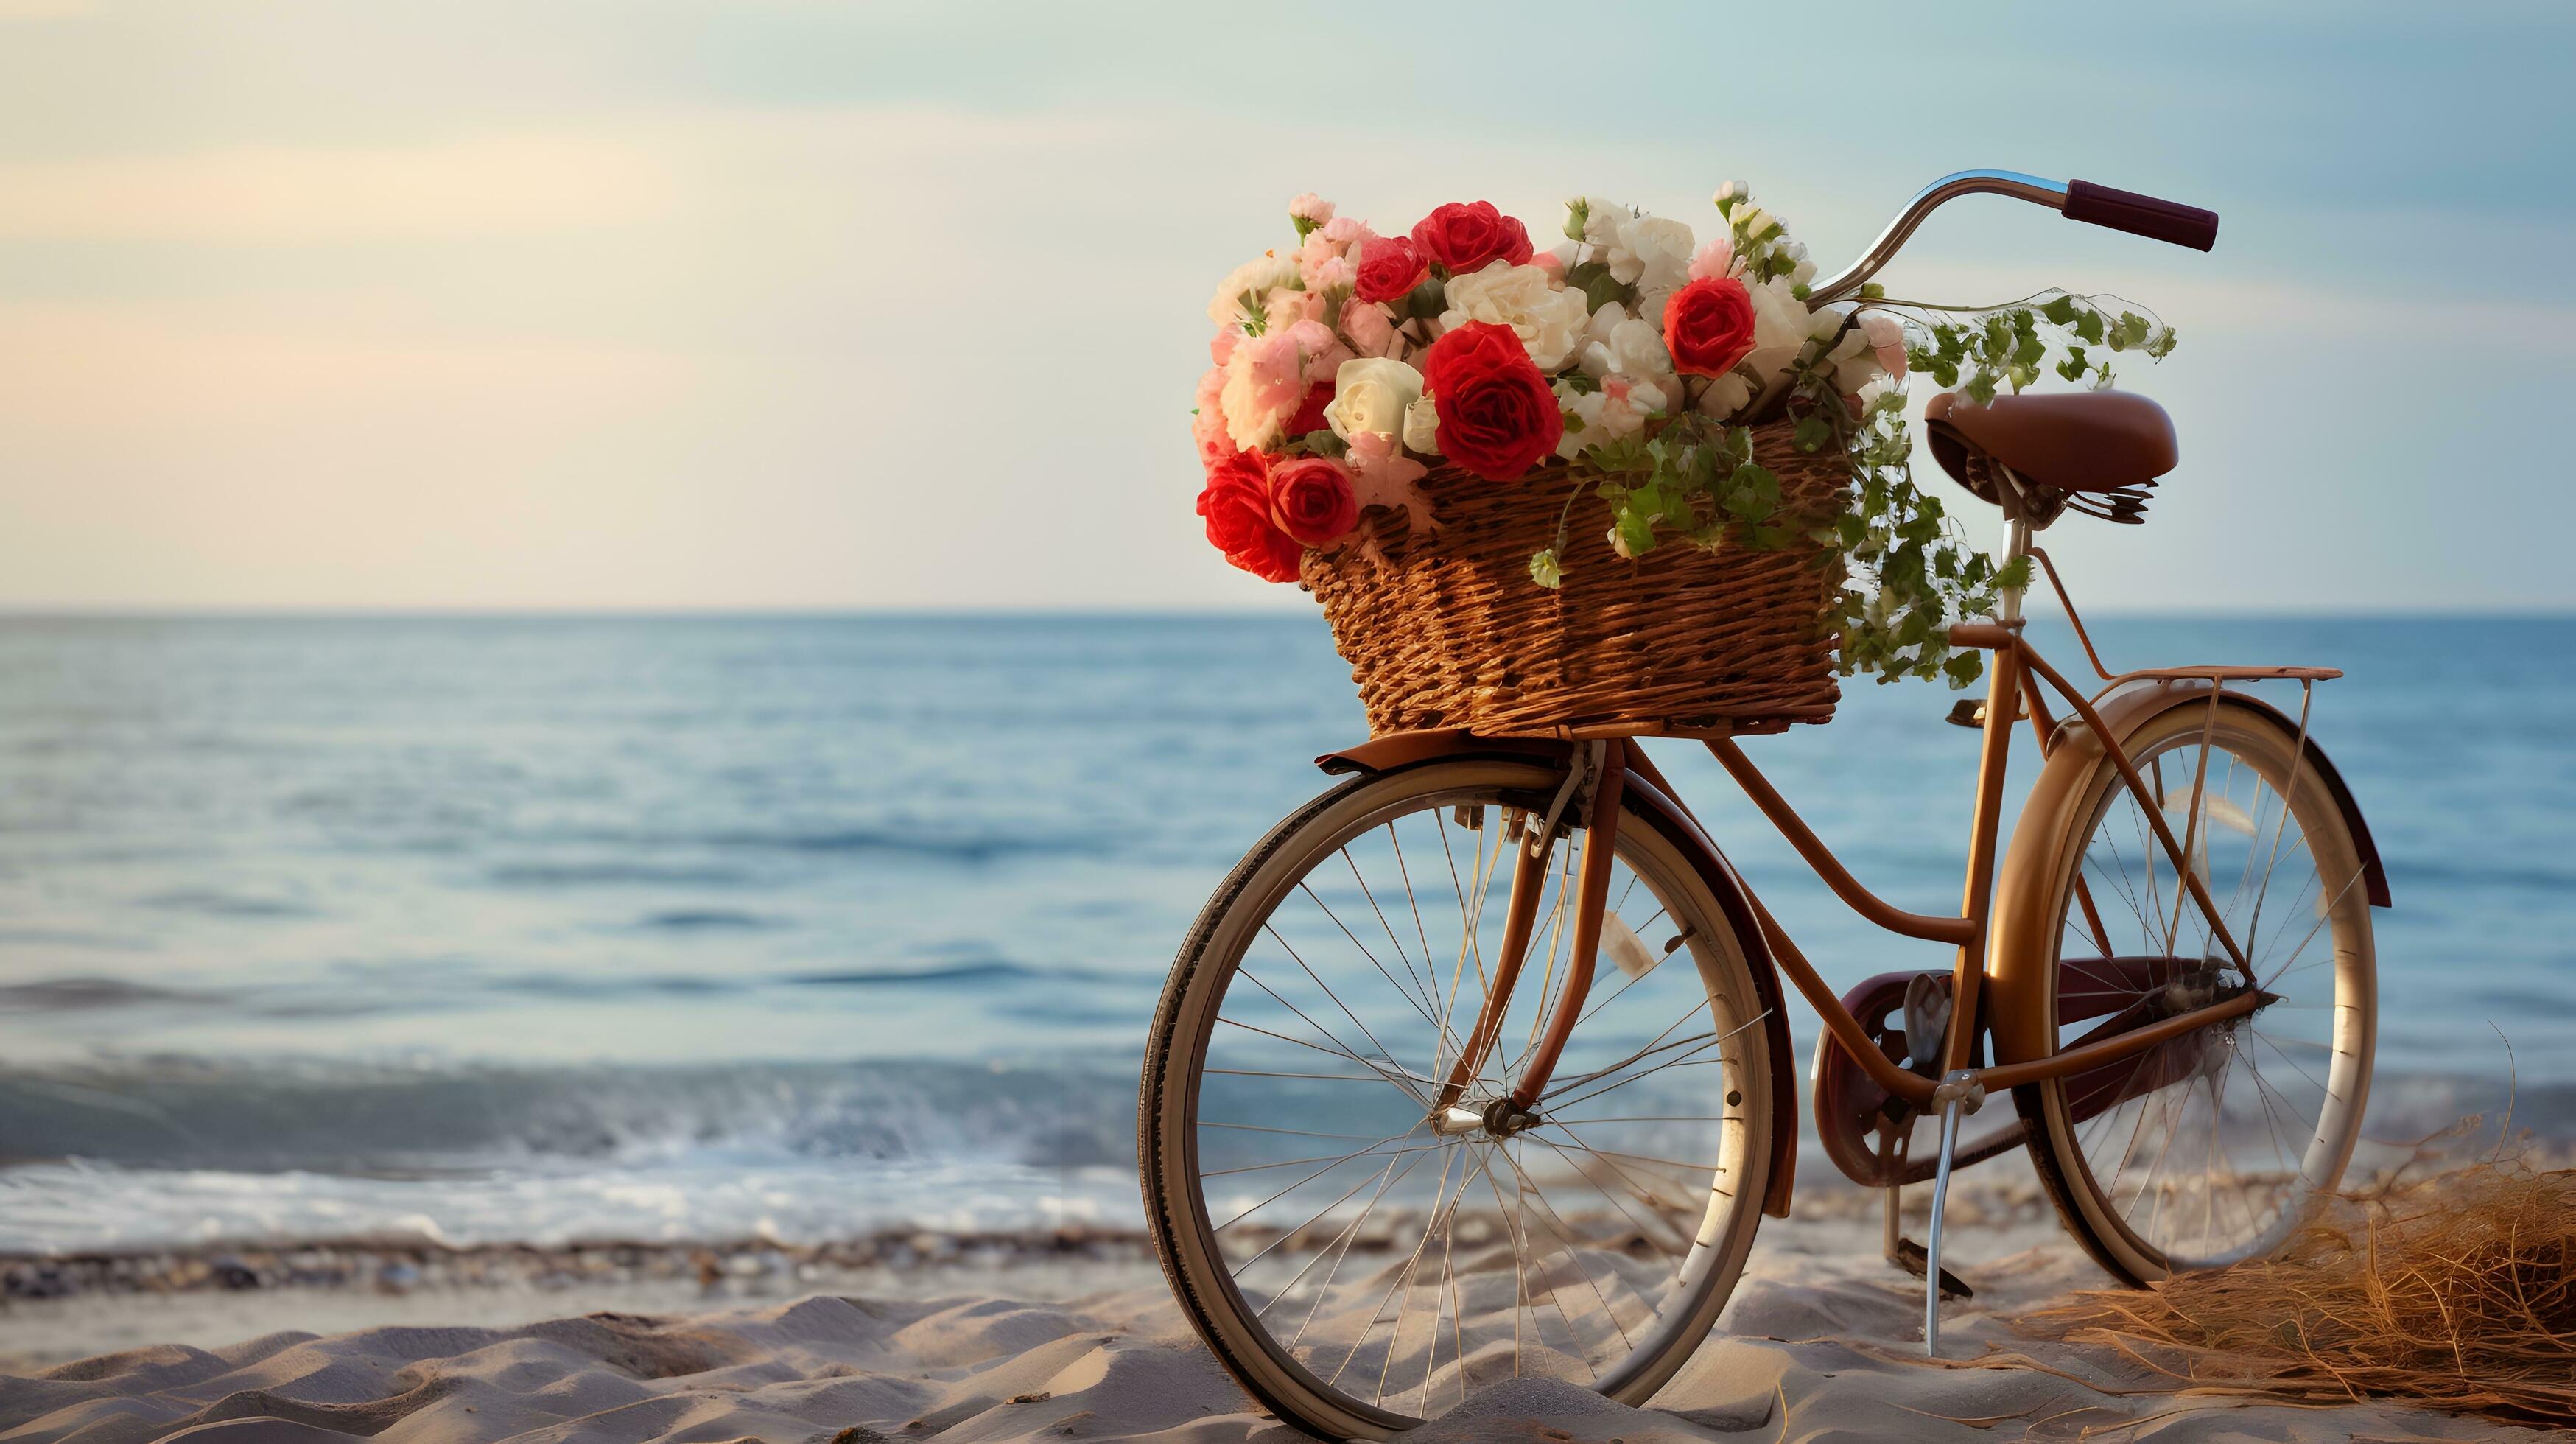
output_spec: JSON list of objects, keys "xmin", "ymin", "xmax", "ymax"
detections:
[{"xmin": 1887, "ymin": 1236, "xmax": 1973, "ymax": 1300}]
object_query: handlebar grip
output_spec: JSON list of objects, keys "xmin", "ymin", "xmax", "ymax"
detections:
[{"xmin": 2063, "ymin": 179, "xmax": 2219, "ymax": 252}]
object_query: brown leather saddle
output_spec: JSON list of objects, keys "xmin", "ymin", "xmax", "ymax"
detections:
[{"xmin": 1923, "ymin": 390, "xmax": 2177, "ymax": 525}]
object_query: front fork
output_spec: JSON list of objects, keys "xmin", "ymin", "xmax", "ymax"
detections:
[{"xmin": 1431, "ymin": 737, "xmax": 1630, "ymax": 1121}]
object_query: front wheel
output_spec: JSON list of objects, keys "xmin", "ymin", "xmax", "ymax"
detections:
[
  {"xmin": 1138, "ymin": 758, "xmax": 1775, "ymax": 1439},
  {"xmin": 2015, "ymin": 698, "xmax": 2377, "ymax": 1283}
]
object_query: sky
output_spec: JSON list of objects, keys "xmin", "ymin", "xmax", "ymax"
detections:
[{"xmin": 0, "ymin": 1, "xmax": 2568, "ymax": 613}]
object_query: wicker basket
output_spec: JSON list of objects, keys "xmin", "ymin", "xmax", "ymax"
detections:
[{"xmin": 1303, "ymin": 417, "xmax": 1848, "ymax": 739}]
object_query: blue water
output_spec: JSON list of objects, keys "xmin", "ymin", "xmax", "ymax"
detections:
[{"xmin": 0, "ymin": 615, "xmax": 2566, "ymax": 1251}]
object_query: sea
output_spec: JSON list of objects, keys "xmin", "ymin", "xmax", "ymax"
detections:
[{"xmin": 0, "ymin": 614, "xmax": 2567, "ymax": 1255}]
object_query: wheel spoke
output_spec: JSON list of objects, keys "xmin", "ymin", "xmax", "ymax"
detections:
[{"xmin": 2047, "ymin": 721, "xmax": 2368, "ymax": 1272}]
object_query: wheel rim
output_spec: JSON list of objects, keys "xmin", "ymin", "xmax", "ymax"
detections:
[
  {"xmin": 2049, "ymin": 712, "xmax": 2373, "ymax": 1272},
  {"xmin": 1170, "ymin": 771, "xmax": 1766, "ymax": 1426}
]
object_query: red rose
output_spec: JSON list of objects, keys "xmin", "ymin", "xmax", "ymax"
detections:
[
  {"xmin": 1351, "ymin": 236, "xmax": 1429, "ymax": 304},
  {"xmin": 1408, "ymin": 201, "xmax": 1533, "ymax": 276},
  {"xmin": 1663, "ymin": 276, "xmax": 1759, "ymax": 377},
  {"xmin": 1283, "ymin": 380, "xmax": 1334, "ymax": 440},
  {"xmin": 1266, "ymin": 455, "xmax": 1360, "ymax": 547},
  {"xmin": 1196, "ymin": 449, "xmax": 1304, "ymax": 582},
  {"xmin": 1420, "ymin": 321, "xmax": 1564, "ymax": 482}
]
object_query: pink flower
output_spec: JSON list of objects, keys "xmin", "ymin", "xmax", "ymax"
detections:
[
  {"xmin": 1688, "ymin": 236, "xmax": 1740, "ymax": 282},
  {"xmin": 1285, "ymin": 318, "xmax": 1349, "ymax": 377},
  {"xmin": 1288, "ymin": 192, "xmax": 1335, "ymax": 225},
  {"xmin": 1320, "ymin": 215, "xmax": 1372, "ymax": 247},
  {"xmin": 1296, "ymin": 231, "xmax": 1344, "ymax": 289},
  {"xmin": 1219, "ymin": 320, "xmax": 1351, "ymax": 450},
  {"xmin": 1340, "ymin": 300, "xmax": 1405, "ymax": 360},
  {"xmin": 1192, "ymin": 367, "xmax": 1234, "ymax": 462},
  {"xmin": 1209, "ymin": 328, "xmax": 1240, "ymax": 366},
  {"xmin": 1309, "ymin": 255, "xmax": 1355, "ymax": 292},
  {"xmin": 1858, "ymin": 312, "xmax": 1908, "ymax": 377},
  {"xmin": 1218, "ymin": 331, "xmax": 1312, "ymax": 449},
  {"xmin": 1344, "ymin": 432, "xmax": 1437, "ymax": 539},
  {"xmin": 1271, "ymin": 288, "xmax": 1325, "ymax": 328},
  {"xmin": 1531, "ymin": 250, "xmax": 1566, "ymax": 283}
]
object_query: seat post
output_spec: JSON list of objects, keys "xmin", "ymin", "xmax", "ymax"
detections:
[{"xmin": 1998, "ymin": 514, "xmax": 2032, "ymax": 623}]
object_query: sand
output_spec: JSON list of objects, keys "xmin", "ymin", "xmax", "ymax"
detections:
[{"xmin": 1, "ymin": 1171, "xmax": 2552, "ymax": 1443}]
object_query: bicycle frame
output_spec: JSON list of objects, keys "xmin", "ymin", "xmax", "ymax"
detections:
[{"xmin": 1395, "ymin": 517, "xmax": 2379, "ymax": 1133}]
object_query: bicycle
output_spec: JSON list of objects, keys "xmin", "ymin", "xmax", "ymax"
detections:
[{"xmin": 1138, "ymin": 169, "xmax": 2385, "ymax": 1440}]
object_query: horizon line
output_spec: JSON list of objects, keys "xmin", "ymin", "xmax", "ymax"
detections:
[{"xmin": 2, "ymin": 605, "xmax": 2572, "ymax": 623}]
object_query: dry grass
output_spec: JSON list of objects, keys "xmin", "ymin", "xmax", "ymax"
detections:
[{"xmin": 2024, "ymin": 1143, "xmax": 2576, "ymax": 1427}]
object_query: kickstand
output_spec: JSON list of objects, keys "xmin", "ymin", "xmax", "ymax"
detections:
[{"xmin": 1922, "ymin": 1070, "xmax": 1985, "ymax": 1356}]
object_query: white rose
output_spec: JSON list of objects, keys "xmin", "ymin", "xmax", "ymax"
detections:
[
  {"xmin": 1607, "ymin": 214, "xmax": 1694, "ymax": 293},
  {"xmin": 1693, "ymin": 370, "xmax": 1755, "ymax": 422},
  {"xmin": 1577, "ymin": 195, "xmax": 1629, "ymax": 249},
  {"xmin": 1324, "ymin": 357, "xmax": 1425, "ymax": 442},
  {"xmin": 1577, "ymin": 301, "xmax": 1675, "ymax": 385},
  {"xmin": 1741, "ymin": 275, "xmax": 1814, "ymax": 379},
  {"xmin": 1402, "ymin": 395, "xmax": 1441, "ymax": 455},
  {"xmin": 1440, "ymin": 261, "xmax": 1591, "ymax": 371},
  {"xmin": 1782, "ymin": 238, "xmax": 1817, "ymax": 287},
  {"xmin": 1828, "ymin": 328, "xmax": 1881, "ymax": 393},
  {"xmin": 1207, "ymin": 254, "xmax": 1298, "ymax": 328}
]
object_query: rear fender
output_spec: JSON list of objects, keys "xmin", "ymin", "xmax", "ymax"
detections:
[
  {"xmin": 1987, "ymin": 682, "xmax": 2388, "ymax": 1070},
  {"xmin": 1319, "ymin": 731, "xmax": 1801, "ymax": 1218}
]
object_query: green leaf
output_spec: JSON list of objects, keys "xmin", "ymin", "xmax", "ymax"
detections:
[
  {"xmin": 1995, "ymin": 555, "xmax": 2033, "ymax": 592},
  {"xmin": 1574, "ymin": 263, "xmax": 1633, "ymax": 314},
  {"xmin": 1728, "ymin": 463, "xmax": 1780, "ymax": 517},
  {"xmin": 2040, "ymin": 294, "xmax": 2079, "ymax": 326},
  {"xmin": 1615, "ymin": 506, "xmax": 1657, "ymax": 556},
  {"xmin": 1791, "ymin": 415, "xmax": 1836, "ymax": 454}
]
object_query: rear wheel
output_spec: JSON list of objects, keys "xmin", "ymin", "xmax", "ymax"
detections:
[
  {"xmin": 1137, "ymin": 758, "xmax": 1774, "ymax": 1439},
  {"xmin": 2017, "ymin": 700, "xmax": 2376, "ymax": 1282}
]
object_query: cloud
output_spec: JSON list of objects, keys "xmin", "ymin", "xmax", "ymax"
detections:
[{"xmin": 0, "ymin": 135, "xmax": 681, "ymax": 242}]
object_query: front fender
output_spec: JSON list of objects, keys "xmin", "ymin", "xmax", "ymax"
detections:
[
  {"xmin": 1986, "ymin": 682, "xmax": 2389, "ymax": 1070},
  {"xmin": 1318, "ymin": 730, "xmax": 1802, "ymax": 1219}
]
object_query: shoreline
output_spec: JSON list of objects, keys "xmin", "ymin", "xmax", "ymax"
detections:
[
  {"xmin": 4, "ymin": 1166, "xmax": 2550, "ymax": 1444},
  {"xmin": 0, "ymin": 1170, "xmax": 2025, "ymax": 1375}
]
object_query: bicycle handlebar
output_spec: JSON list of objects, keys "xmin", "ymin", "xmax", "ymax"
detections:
[
  {"xmin": 1804, "ymin": 168, "xmax": 2219, "ymax": 306},
  {"xmin": 2062, "ymin": 179, "xmax": 2219, "ymax": 252}
]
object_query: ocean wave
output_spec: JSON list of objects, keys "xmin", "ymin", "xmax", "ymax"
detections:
[
  {"xmin": 0, "ymin": 978, "xmax": 216, "ymax": 1013},
  {"xmin": 782, "ymin": 961, "xmax": 1114, "ymax": 988},
  {"xmin": 0, "ymin": 1056, "xmax": 1140, "ymax": 1177}
]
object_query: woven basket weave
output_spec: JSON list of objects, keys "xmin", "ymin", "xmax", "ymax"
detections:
[{"xmin": 1304, "ymin": 417, "xmax": 1848, "ymax": 739}]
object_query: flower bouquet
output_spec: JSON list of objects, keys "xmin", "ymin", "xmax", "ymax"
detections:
[{"xmin": 1192, "ymin": 186, "xmax": 2172, "ymax": 737}]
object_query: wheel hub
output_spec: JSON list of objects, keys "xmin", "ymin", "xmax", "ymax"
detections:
[{"xmin": 1429, "ymin": 1097, "xmax": 1541, "ymax": 1138}]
